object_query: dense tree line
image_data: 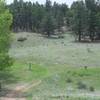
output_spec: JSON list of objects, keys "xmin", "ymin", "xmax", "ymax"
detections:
[
  {"xmin": 70, "ymin": 0, "xmax": 100, "ymax": 41},
  {"xmin": 8, "ymin": 0, "xmax": 100, "ymax": 41},
  {"xmin": 8, "ymin": 0, "xmax": 68, "ymax": 37}
]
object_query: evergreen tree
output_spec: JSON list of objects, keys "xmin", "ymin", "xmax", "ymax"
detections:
[
  {"xmin": 56, "ymin": 10, "xmax": 64, "ymax": 32},
  {"xmin": 85, "ymin": 0, "xmax": 98, "ymax": 41},
  {"xmin": 41, "ymin": 14, "xmax": 55, "ymax": 37},
  {"xmin": 8, "ymin": 0, "xmax": 68, "ymax": 35},
  {"xmin": 45, "ymin": 0, "xmax": 52, "ymax": 12},
  {"xmin": 72, "ymin": 1, "xmax": 86, "ymax": 41}
]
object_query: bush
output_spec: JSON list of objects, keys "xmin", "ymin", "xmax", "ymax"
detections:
[
  {"xmin": 77, "ymin": 81, "xmax": 87, "ymax": 90},
  {"xmin": 17, "ymin": 37, "xmax": 27, "ymax": 42},
  {"xmin": 66, "ymin": 78, "xmax": 72, "ymax": 83},
  {"xmin": 84, "ymin": 66, "xmax": 88, "ymax": 70},
  {"xmin": 58, "ymin": 35, "xmax": 64, "ymax": 39},
  {"xmin": 89, "ymin": 86, "xmax": 95, "ymax": 92}
]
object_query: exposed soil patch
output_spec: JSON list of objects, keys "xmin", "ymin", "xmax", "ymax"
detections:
[{"xmin": 0, "ymin": 80, "xmax": 41, "ymax": 100}]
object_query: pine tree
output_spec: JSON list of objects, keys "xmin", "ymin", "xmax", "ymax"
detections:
[
  {"xmin": 8, "ymin": 0, "xmax": 69, "ymax": 36},
  {"xmin": 85, "ymin": 0, "xmax": 97, "ymax": 41},
  {"xmin": 41, "ymin": 14, "xmax": 55, "ymax": 37},
  {"xmin": 72, "ymin": 1, "xmax": 86, "ymax": 41}
]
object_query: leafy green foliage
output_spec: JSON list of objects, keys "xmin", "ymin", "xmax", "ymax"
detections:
[
  {"xmin": 0, "ymin": 0, "xmax": 12, "ymax": 71},
  {"xmin": 0, "ymin": 53, "xmax": 13, "ymax": 70}
]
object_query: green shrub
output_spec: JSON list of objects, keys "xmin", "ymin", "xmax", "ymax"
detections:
[
  {"xmin": 17, "ymin": 37, "xmax": 27, "ymax": 42},
  {"xmin": 89, "ymin": 86, "xmax": 95, "ymax": 92},
  {"xmin": 77, "ymin": 81, "xmax": 87, "ymax": 90},
  {"xmin": 66, "ymin": 78, "xmax": 72, "ymax": 83}
]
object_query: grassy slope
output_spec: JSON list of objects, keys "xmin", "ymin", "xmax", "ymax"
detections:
[
  {"xmin": 7, "ymin": 32, "xmax": 100, "ymax": 100},
  {"xmin": 9, "ymin": 32, "xmax": 100, "ymax": 67}
]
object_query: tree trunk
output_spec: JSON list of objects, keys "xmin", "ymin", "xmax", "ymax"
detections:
[
  {"xmin": 78, "ymin": 32, "xmax": 81, "ymax": 42},
  {"xmin": 90, "ymin": 32, "xmax": 94, "ymax": 42},
  {"xmin": 0, "ymin": 82, "xmax": 2, "ymax": 92},
  {"xmin": 47, "ymin": 32, "xmax": 50, "ymax": 37}
]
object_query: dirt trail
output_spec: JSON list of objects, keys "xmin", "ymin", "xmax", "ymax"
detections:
[
  {"xmin": 0, "ymin": 80, "xmax": 42, "ymax": 100},
  {"xmin": 0, "ymin": 98, "xmax": 26, "ymax": 100},
  {"xmin": 1, "ymin": 80, "xmax": 100, "ymax": 100}
]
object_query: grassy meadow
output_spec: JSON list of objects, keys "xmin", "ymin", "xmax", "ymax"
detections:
[{"xmin": 1, "ymin": 32, "xmax": 100, "ymax": 100}]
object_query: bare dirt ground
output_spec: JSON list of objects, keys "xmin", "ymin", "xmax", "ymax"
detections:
[{"xmin": 0, "ymin": 80, "xmax": 41, "ymax": 100}]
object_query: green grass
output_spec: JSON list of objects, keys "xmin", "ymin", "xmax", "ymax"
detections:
[
  {"xmin": 7, "ymin": 62, "xmax": 100, "ymax": 100},
  {"xmin": 11, "ymin": 62, "xmax": 48, "ymax": 81},
  {"xmin": 9, "ymin": 32, "xmax": 100, "ymax": 67},
  {"xmin": 25, "ymin": 66, "xmax": 100, "ymax": 98},
  {"xmin": 5, "ymin": 32, "xmax": 100, "ymax": 99},
  {"xmin": 27, "ymin": 97, "xmax": 100, "ymax": 100}
]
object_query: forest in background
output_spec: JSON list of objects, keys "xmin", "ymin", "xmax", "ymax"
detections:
[{"xmin": 8, "ymin": 0, "xmax": 100, "ymax": 42}]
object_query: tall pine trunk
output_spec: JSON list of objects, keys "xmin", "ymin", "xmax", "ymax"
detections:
[
  {"xmin": 78, "ymin": 29, "xmax": 81, "ymax": 42},
  {"xmin": 0, "ymin": 82, "xmax": 2, "ymax": 92},
  {"xmin": 47, "ymin": 31, "xmax": 51, "ymax": 37},
  {"xmin": 78, "ymin": 34, "xmax": 81, "ymax": 42}
]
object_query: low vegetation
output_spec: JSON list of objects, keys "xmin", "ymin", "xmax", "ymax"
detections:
[
  {"xmin": 0, "ymin": 0, "xmax": 100, "ymax": 100},
  {"xmin": 7, "ymin": 33, "xmax": 100, "ymax": 100}
]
